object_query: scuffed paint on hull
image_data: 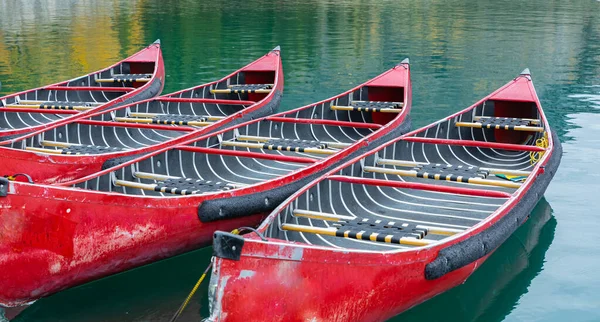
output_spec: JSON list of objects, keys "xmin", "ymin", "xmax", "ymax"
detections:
[
  {"xmin": 207, "ymin": 239, "xmax": 491, "ymax": 322},
  {"xmin": 0, "ymin": 183, "xmax": 266, "ymax": 308}
]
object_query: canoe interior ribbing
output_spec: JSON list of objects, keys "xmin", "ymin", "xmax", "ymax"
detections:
[{"xmin": 265, "ymin": 100, "xmax": 545, "ymax": 251}]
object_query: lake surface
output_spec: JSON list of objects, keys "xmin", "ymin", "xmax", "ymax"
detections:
[{"xmin": 1, "ymin": 0, "xmax": 599, "ymax": 321}]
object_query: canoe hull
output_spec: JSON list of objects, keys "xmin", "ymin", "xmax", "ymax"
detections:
[{"xmin": 206, "ymin": 131, "xmax": 561, "ymax": 322}]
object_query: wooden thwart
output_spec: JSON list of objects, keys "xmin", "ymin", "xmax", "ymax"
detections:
[
  {"xmin": 43, "ymin": 86, "xmax": 135, "ymax": 92},
  {"xmin": 96, "ymin": 74, "xmax": 152, "ymax": 83},
  {"xmin": 331, "ymin": 106, "xmax": 402, "ymax": 113},
  {"xmin": 331, "ymin": 101, "xmax": 404, "ymax": 113},
  {"xmin": 129, "ymin": 112, "xmax": 225, "ymax": 121},
  {"xmin": 456, "ymin": 121, "xmax": 543, "ymax": 132},
  {"xmin": 114, "ymin": 117, "xmax": 212, "ymax": 127},
  {"xmin": 114, "ymin": 172, "xmax": 244, "ymax": 195},
  {"xmin": 4, "ymin": 103, "xmax": 94, "ymax": 111},
  {"xmin": 211, "ymin": 84, "xmax": 273, "ymax": 94},
  {"xmin": 473, "ymin": 116, "xmax": 541, "ymax": 125},
  {"xmin": 235, "ymin": 135, "xmax": 351, "ymax": 149},
  {"xmin": 292, "ymin": 209, "xmax": 463, "ymax": 236},
  {"xmin": 281, "ymin": 223, "xmax": 433, "ymax": 247},
  {"xmin": 25, "ymin": 147, "xmax": 63, "ymax": 154},
  {"xmin": 376, "ymin": 158, "xmax": 531, "ymax": 177},
  {"xmin": 40, "ymin": 140, "xmax": 77, "ymax": 148},
  {"xmin": 220, "ymin": 140, "xmax": 337, "ymax": 155},
  {"xmin": 363, "ymin": 166, "xmax": 522, "ymax": 189}
]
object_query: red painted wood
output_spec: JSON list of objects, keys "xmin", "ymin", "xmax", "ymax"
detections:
[
  {"xmin": 76, "ymin": 120, "xmax": 195, "ymax": 132},
  {"xmin": 176, "ymin": 146, "xmax": 317, "ymax": 164},
  {"xmin": 327, "ymin": 175, "xmax": 513, "ymax": 198},
  {"xmin": 159, "ymin": 97, "xmax": 255, "ymax": 105},
  {"xmin": 0, "ymin": 108, "xmax": 79, "ymax": 115},
  {"xmin": 267, "ymin": 116, "xmax": 383, "ymax": 129},
  {"xmin": 42, "ymin": 86, "xmax": 136, "ymax": 92},
  {"xmin": 403, "ymin": 136, "xmax": 546, "ymax": 152},
  {"xmin": 489, "ymin": 76, "xmax": 536, "ymax": 102}
]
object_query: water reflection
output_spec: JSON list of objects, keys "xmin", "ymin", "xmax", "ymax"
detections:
[{"xmin": 397, "ymin": 199, "xmax": 556, "ymax": 322}]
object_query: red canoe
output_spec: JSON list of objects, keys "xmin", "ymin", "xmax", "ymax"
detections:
[
  {"xmin": 0, "ymin": 40, "xmax": 164, "ymax": 142},
  {"xmin": 0, "ymin": 47, "xmax": 283, "ymax": 184},
  {"xmin": 0, "ymin": 59, "xmax": 412, "ymax": 308},
  {"xmin": 207, "ymin": 69, "xmax": 562, "ymax": 322}
]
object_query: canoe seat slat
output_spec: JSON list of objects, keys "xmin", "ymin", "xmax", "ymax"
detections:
[
  {"xmin": 96, "ymin": 74, "xmax": 152, "ymax": 83},
  {"xmin": 221, "ymin": 140, "xmax": 336, "ymax": 155},
  {"xmin": 456, "ymin": 117, "xmax": 543, "ymax": 132},
  {"xmin": 211, "ymin": 84, "xmax": 273, "ymax": 94},
  {"xmin": 264, "ymin": 138, "xmax": 328, "ymax": 149},
  {"xmin": 363, "ymin": 166, "xmax": 522, "ymax": 189},
  {"xmin": 331, "ymin": 101, "xmax": 403, "ymax": 113},
  {"xmin": 281, "ymin": 223, "xmax": 432, "ymax": 247},
  {"xmin": 153, "ymin": 178, "xmax": 234, "ymax": 195},
  {"xmin": 335, "ymin": 217, "xmax": 427, "ymax": 240},
  {"xmin": 60, "ymin": 144, "xmax": 124, "ymax": 155},
  {"xmin": 414, "ymin": 163, "xmax": 489, "ymax": 179},
  {"xmin": 5, "ymin": 101, "xmax": 97, "ymax": 111},
  {"xmin": 115, "ymin": 115, "xmax": 211, "ymax": 127},
  {"xmin": 151, "ymin": 114, "xmax": 212, "ymax": 125}
]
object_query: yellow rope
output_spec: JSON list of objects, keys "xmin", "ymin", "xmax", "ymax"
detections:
[
  {"xmin": 169, "ymin": 228, "xmax": 241, "ymax": 322},
  {"xmin": 169, "ymin": 261, "xmax": 213, "ymax": 322},
  {"xmin": 529, "ymin": 132, "xmax": 548, "ymax": 165}
]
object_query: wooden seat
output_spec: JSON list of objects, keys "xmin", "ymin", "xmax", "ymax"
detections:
[
  {"xmin": 26, "ymin": 141, "xmax": 124, "ymax": 155},
  {"xmin": 96, "ymin": 74, "xmax": 152, "ymax": 83},
  {"xmin": 363, "ymin": 164, "xmax": 522, "ymax": 189},
  {"xmin": 4, "ymin": 100, "xmax": 101, "ymax": 111},
  {"xmin": 375, "ymin": 158, "xmax": 531, "ymax": 177},
  {"xmin": 115, "ymin": 113, "xmax": 214, "ymax": 127},
  {"xmin": 210, "ymin": 84, "xmax": 273, "ymax": 94},
  {"xmin": 220, "ymin": 138, "xmax": 337, "ymax": 155},
  {"xmin": 456, "ymin": 116, "xmax": 543, "ymax": 132},
  {"xmin": 331, "ymin": 101, "xmax": 403, "ymax": 113},
  {"xmin": 114, "ymin": 171, "xmax": 242, "ymax": 195},
  {"xmin": 282, "ymin": 216, "xmax": 434, "ymax": 246},
  {"xmin": 292, "ymin": 209, "xmax": 464, "ymax": 236}
]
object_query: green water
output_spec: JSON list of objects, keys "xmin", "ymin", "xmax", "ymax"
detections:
[{"xmin": 1, "ymin": 0, "xmax": 599, "ymax": 321}]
